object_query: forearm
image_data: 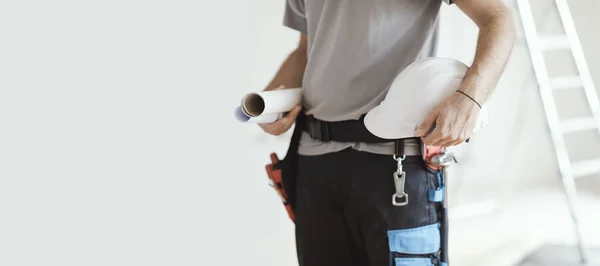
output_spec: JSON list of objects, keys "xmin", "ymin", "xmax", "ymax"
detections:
[
  {"xmin": 459, "ymin": 12, "xmax": 516, "ymax": 105},
  {"xmin": 264, "ymin": 45, "xmax": 308, "ymax": 91}
]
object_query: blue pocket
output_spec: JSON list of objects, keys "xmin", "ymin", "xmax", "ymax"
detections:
[
  {"xmin": 387, "ymin": 223, "xmax": 441, "ymax": 254},
  {"xmin": 394, "ymin": 257, "xmax": 435, "ymax": 266},
  {"xmin": 428, "ymin": 172, "xmax": 444, "ymax": 203}
]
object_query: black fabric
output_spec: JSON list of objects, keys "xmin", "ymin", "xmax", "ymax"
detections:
[
  {"xmin": 440, "ymin": 203, "xmax": 450, "ymax": 264},
  {"xmin": 273, "ymin": 113, "xmax": 307, "ymax": 212},
  {"xmin": 303, "ymin": 114, "xmax": 395, "ymax": 143},
  {"xmin": 294, "ymin": 148, "xmax": 443, "ymax": 266}
]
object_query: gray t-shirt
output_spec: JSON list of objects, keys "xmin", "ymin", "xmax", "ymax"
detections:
[{"xmin": 284, "ymin": 0, "xmax": 451, "ymax": 156}]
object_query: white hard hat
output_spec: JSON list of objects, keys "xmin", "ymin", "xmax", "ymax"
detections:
[{"xmin": 364, "ymin": 57, "xmax": 490, "ymax": 140}]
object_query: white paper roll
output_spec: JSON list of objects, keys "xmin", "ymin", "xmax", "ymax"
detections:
[
  {"xmin": 241, "ymin": 88, "xmax": 302, "ymax": 117},
  {"xmin": 234, "ymin": 106, "xmax": 282, "ymax": 124}
]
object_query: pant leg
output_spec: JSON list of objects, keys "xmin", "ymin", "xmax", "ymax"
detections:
[
  {"xmin": 332, "ymin": 149, "xmax": 443, "ymax": 266},
  {"xmin": 294, "ymin": 152, "xmax": 363, "ymax": 266}
]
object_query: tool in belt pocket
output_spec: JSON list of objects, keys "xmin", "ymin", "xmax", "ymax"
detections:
[{"xmin": 265, "ymin": 153, "xmax": 296, "ymax": 222}]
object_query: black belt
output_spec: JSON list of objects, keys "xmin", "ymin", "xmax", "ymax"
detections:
[
  {"xmin": 302, "ymin": 114, "xmax": 393, "ymax": 143},
  {"xmin": 299, "ymin": 113, "xmax": 421, "ymax": 158}
]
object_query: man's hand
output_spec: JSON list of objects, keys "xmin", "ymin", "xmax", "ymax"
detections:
[
  {"xmin": 413, "ymin": 0, "xmax": 515, "ymax": 147},
  {"xmin": 415, "ymin": 91, "xmax": 480, "ymax": 147},
  {"xmin": 258, "ymin": 34, "xmax": 307, "ymax": 136},
  {"xmin": 259, "ymin": 105, "xmax": 302, "ymax": 136},
  {"xmin": 258, "ymin": 85, "xmax": 303, "ymax": 136}
]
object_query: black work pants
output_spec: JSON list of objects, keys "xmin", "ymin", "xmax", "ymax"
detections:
[{"xmin": 294, "ymin": 148, "xmax": 443, "ymax": 266}]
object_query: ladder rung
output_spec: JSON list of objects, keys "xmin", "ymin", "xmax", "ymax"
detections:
[
  {"xmin": 538, "ymin": 35, "xmax": 571, "ymax": 51},
  {"xmin": 571, "ymin": 159, "xmax": 600, "ymax": 178},
  {"xmin": 548, "ymin": 76, "xmax": 583, "ymax": 90},
  {"xmin": 560, "ymin": 117, "xmax": 599, "ymax": 133}
]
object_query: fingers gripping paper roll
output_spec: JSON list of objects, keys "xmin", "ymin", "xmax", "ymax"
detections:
[{"xmin": 234, "ymin": 88, "xmax": 302, "ymax": 123}]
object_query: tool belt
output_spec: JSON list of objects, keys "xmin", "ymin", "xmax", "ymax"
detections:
[
  {"xmin": 265, "ymin": 113, "xmax": 446, "ymax": 222},
  {"xmin": 303, "ymin": 114, "xmax": 392, "ymax": 143},
  {"xmin": 265, "ymin": 113, "xmax": 306, "ymax": 223}
]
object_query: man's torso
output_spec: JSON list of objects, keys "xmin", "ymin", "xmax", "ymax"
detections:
[{"xmin": 285, "ymin": 0, "xmax": 445, "ymax": 156}]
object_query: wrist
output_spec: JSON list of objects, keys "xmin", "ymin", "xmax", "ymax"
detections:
[{"xmin": 455, "ymin": 90, "xmax": 482, "ymax": 109}]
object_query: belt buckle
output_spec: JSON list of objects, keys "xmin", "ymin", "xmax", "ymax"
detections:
[
  {"xmin": 320, "ymin": 120, "xmax": 330, "ymax": 142},
  {"xmin": 307, "ymin": 116, "xmax": 331, "ymax": 142}
]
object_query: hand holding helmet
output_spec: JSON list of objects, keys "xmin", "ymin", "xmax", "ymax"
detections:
[{"xmin": 364, "ymin": 57, "xmax": 490, "ymax": 146}]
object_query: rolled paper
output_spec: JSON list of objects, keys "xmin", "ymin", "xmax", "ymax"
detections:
[{"xmin": 241, "ymin": 88, "xmax": 302, "ymax": 117}]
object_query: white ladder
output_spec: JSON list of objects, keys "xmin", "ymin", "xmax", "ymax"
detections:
[{"xmin": 515, "ymin": 0, "xmax": 600, "ymax": 263}]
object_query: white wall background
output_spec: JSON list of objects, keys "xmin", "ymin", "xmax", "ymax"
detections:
[
  {"xmin": 439, "ymin": 0, "xmax": 600, "ymax": 207},
  {"xmin": 0, "ymin": 1, "xmax": 598, "ymax": 266}
]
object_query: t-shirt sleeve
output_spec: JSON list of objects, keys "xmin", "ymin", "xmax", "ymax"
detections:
[{"xmin": 283, "ymin": 0, "xmax": 307, "ymax": 34}]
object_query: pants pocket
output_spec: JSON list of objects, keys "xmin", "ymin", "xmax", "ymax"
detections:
[
  {"xmin": 391, "ymin": 159, "xmax": 441, "ymax": 227},
  {"xmin": 388, "ymin": 223, "xmax": 441, "ymax": 266}
]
